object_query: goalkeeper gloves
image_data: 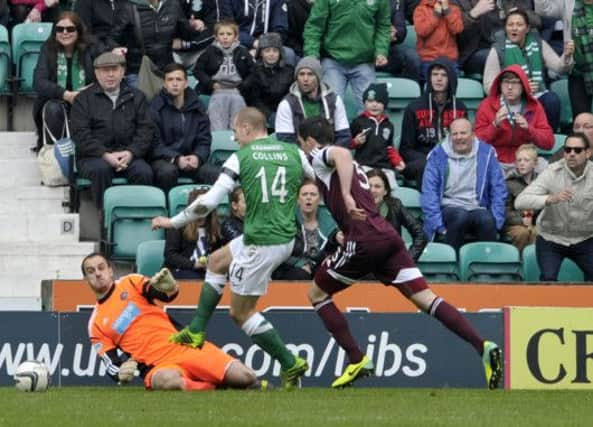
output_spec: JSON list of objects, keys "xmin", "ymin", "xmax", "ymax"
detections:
[
  {"xmin": 149, "ymin": 268, "xmax": 178, "ymax": 293},
  {"xmin": 118, "ymin": 359, "xmax": 137, "ymax": 384}
]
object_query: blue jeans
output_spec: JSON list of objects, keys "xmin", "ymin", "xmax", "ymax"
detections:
[
  {"xmin": 378, "ymin": 44, "xmax": 421, "ymax": 81},
  {"xmin": 442, "ymin": 206, "xmax": 498, "ymax": 251},
  {"xmin": 535, "ymin": 235, "xmax": 593, "ymax": 281},
  {"xmin": 125, "ymin": 73, "xmax": 139, "ymax": 88},
  {"xmin": 321, "ymin": 58, "xmax": 376, "ymax": 114}
]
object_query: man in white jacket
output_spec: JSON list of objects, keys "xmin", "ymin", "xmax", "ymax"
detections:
[{"xmin": 515, "ymin": 132, "xmax": 593, "ymax": 281}]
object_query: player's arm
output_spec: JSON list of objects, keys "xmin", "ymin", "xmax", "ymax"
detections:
[
  {"xmin": 152, "ymin": 155, "xmax": 240, "ymax": 230},
  {"xmin": 298, "ymin": 148, "xmax": 316, "ymax": 180},
  {"xmin": 325, "ymin": 146, "xmax": 367, "ymax": 221},
  {"xmin": 144, "ymin": 268, "xmax": 179, "ymax": 301},
  {"xmin": 90, "ymin": 331, "xmax": 137, "ymax": 384}
]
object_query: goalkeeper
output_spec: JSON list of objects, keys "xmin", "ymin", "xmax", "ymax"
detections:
[{"xmin": 82, "ymin": 252, "xmax": 261, "ymax": 390}]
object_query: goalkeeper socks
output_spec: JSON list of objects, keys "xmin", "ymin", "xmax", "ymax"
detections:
[
  {"xmin": 313, "ymin": 297, "xmax": 364, "ymax": 364},
  {"xmin": 182, "ymin": 378, "xmax": 216, "ymax": 391},
  {"xmin": 428, "ymin": 297, "xmax": 484, "ymax": 354},
  {"xmin": 242, "ymin": 313, "xmax": 296, "ymax": 370},
  {"xmin": 188, "ymin": 274, "xmax": 225, "ymax": 333}
]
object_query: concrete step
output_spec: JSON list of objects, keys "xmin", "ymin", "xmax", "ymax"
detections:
[
  {"xmin": 0, "ymin": 159, "xmax": 42, "ymax": 186},
  {"xmin": 0, "ymin": 213, "xmax": 80, "ymax": 242},
  {"xmin": 0, "ymin": 186, "xmax": 67, "ymax": 214},
  {"xmin": 0, "ymin": 297, "xmax": 42, "ymax": 311},
  {"xmin": 0, "ymin": 132, "xmax": 37, "ymax": 158},
  {"xmin": 0, "ymin": 241, "xmax": 97, "ymax": 282}
]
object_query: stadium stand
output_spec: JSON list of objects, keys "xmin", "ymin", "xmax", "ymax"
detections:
[
  {"xmin": 11, "ymin": 23, "xmax": 52, "ymax": 95},
  {"xmin": 168, "ymin": 184, "xmax": 212, "ymax": 216},
  {"xmin": 102, "ymin": 185, "xmax": 167, "ymax": 261},
  {"xmin": 135, "ymin": 239, "xmax": 166, "ymax": 276},
  {"xmin": 522, "ymin": 244, "xmax": 585, "ymax": 282},
  {"xmin": 208, "ymin": 130, "xmax": 239, "ymax": 167},
  {"xmin": 416, "ymin": 242, "xmax": 459, "ymax": 282},
  {"xmin": 459, "ymin": 242, "xmax": 523, "ymax": 282}
]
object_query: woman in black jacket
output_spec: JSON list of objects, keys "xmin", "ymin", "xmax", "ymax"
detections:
[
  {"xmin": 33, "ymin": 11, "xmax": 96, "ymax": 151},
  {"xmin": 367, "ymin": 169, "xmax": 427, "ymax": 261},
  {"xmin": 164, "ymin": 188, "xmax": 224, "ymax": 279}
]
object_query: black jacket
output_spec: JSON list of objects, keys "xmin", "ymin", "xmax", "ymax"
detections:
[
  {"xmin": 242, "ymin": 61, "xmax": 294, "ymax": 119},
  {"xmin": 164, "ymin": 227, "xmax": 224, "ymax": 271},
  {"xmin": 150, "ymin": 87, "xmax": 211, "ymax": 164},
  {"xmin": 286, "ymin": 0, "xmax": 312, "ymax": 57},
  {"xmin": 220, "ymin": 215, "xmax": 243, "ymax": 244},
  {"xmin": 76, "ymin": 0, "xmax": 124, "ymax": 43},
  {"xmin": 351, "ymin": 113, "xmax": 395, "ymax": 169},
  {"xmin": 178, "ymin": 0, "xmax": 219, "ymax": 51},
  {"xmin": 71, "ymin": 82, "xmax": 153, "ymax": 160},
  {"xmin": 383, "ymin": 197, "xmax": 427, "ymax": 261},
  {"xmin": 33, "ymin": 41, "xmax": 96, "ymax": 125},
  {"xmin": 107, "ymin": 0, "xmax": 198, "ymax": 74},
  {"xmin": 192, "ymin": 44, "xmax": 254, "ymax": 95},
  {"xmin": 400, "ymin": 58, "xmax": 467, "ymax": 162}
]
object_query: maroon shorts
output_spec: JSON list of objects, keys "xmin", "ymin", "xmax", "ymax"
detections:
[{"xmin": 314, "ymin": 234, "xmax": 428, "ymax": 298}]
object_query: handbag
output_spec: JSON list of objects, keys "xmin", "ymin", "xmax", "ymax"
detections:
[
  {"xmin": 37, "ymin": 103, "xmax": 74, "ymax": 187},
  {"xmin": 132, "ymin": 5, "xmax": 164, "ymax": 101}
]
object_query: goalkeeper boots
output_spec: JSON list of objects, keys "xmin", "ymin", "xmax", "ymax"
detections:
[
  {"xmin": 280, "ymin": 357, "xmax": 308, "ymax": 390},
  {"xmin": 332, "ymin": 355, "xmax": 374, "ymax": 388},
  {"xmin": 169, "ymin": 326, "xmax": 206, "ymax": 349},
  {"xmin": 482, "ymin": 340, "xmax": 503, "ymax": 390}
]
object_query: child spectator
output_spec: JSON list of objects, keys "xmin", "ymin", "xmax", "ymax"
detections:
[
  {"xmin": 193, "ymin": 20, "xmax": 253, "ymax": 130},
  {"xmin": 504, "ymin": 144, "xmax": 539, "ymax": 251},
  {"xmin": 242, "ymin": 32, "xmax": 294, "ymax": 128},
  {"xmin": 414, "ymin": 0, "xmax": 464, "ymax": 82},
  {"xmin": 351, "ymin": 82, "xmax": 404, "ymax": 191},
  {"xmin": 164, "ymin": 188, "xmax": 224, "ymax": 279}
]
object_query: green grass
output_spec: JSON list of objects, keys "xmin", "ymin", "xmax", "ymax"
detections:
[{"xmin": 1, "ymin": 387, "xmax": 592, "ymax": 426}]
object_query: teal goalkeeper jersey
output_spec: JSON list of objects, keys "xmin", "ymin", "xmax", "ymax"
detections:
[{"xmin": 229, "ymin": 136, "xmax": 306, "ymax": 245}]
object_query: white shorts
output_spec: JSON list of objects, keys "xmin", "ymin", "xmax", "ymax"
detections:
[{"xmin": 228, "ymin": 236, "xmax": 295, "ymax": 296}]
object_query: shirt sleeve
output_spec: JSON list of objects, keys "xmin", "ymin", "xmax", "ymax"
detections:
[{"xmin": 298, "ymin": 149, "xmax": 316, "ymax": 180}]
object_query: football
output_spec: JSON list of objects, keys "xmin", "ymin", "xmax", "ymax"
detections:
[{"xmin": 14, "ymin": 360, "xmax": 50, "ymax": 392}]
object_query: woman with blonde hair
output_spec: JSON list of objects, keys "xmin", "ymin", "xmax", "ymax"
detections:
[{"xmin": 504, "ymin": 143, "xmax": 540, "ymax": 250}]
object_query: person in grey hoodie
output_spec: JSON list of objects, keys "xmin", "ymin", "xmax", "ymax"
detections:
[
  {"xmin": 193, "ymin": 21, "xmax": 254, "ymax": 130},
  {"xmin": 421, "ymin": 118, "xmax": 507, "ymax": 250}
]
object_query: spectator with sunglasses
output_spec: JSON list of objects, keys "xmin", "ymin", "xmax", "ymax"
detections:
[
  {"xmin": 33, "ymin": 11, "xmax": 98, "ymax": 151},
  {"xmin": 515, "ymin": 132, "xmax": 593, "ymax": 281}
]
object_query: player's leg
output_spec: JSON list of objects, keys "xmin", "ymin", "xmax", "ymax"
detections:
[
  {"xmin": 149, "ymin": 368, "xmax": 216, "ymax": 391},
  {"xmin": 410, "ymin": 289, "xmax": 502, "ymax": 389},
  {"xmin": 170, "ymin": 244, "xmax": 232, "ymax": 348},
  {"xmin": 311, "ymin": 244, "xmax": 374, "ymax": 388},
  {"xmin": 229, "ymin": 240, "xmax": 308, "ymax": 389},
  {"xmin": 377, "ymin": 236, "xmax": 503, "ymax": 389}
]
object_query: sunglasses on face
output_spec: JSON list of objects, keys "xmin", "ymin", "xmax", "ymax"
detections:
[
  {"xmin": 564, "ymin": 146, "xmax": 586, "ymax": 154},
  {"xmin": 56, "ymin": 25, "xmax": 77, "ymax": 33}
]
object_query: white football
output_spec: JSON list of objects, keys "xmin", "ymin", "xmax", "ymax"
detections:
[{"xmin": 14, "ymin": 360, "xmax": 50, "ymax": 392}]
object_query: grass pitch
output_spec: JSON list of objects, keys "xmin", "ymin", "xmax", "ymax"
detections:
[{"xmin": 1, "ymin": 387, "xmax": 592, "ymax": 427}]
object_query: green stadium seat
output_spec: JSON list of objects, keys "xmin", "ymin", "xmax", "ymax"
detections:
[
  {"xmin": 168, "ymin": 184, "xmax": 211, "ymax": 216},
  {"xmin": 11, "ymin": 22, "xmax": 52, "ymax": 94},
  {"xmin": 402, "ymin": 25, "xmax": 416, "ymax": 50},
  {"xmin": 522, "ymin": 244, "xmax": 585, "ymax": 282},
  {"xmin": 456, "ymin": 78, "xmax": 485, "ymax": 123},
  {"xmin": 417, "ymin": 242, "xmax": 459, "ymax": 282},
  {"xmin": 378, "ymin": 77, "xmax": 421, "ymax": 132},
  {"xmin": 392, "ymin": 186, "xmax": 421, "ymax": 218},
  {"xmin": 537, "ymin": 133, "xmax": 565, "ymax": 160},
  {"xmin": 549, "ymin": 79, "xmax": 571, "ymax": 132},
  {"xmin": 0, "ymin": 25, "xmax": 10, "ymax": 94},
  {"xmin": 208, "ymin": 130, "xmax": 239, "ymax": 166},
  {"xmin": 459, "ymin": 242, "xmax": 522, "ymax": 282},
  {"xmin": 102, "ymin": 185, "xmax": 168, "ymax": 260},
  {"xmin": 136, "ymin": 240, "xmax": 166, "ymax": 276}
]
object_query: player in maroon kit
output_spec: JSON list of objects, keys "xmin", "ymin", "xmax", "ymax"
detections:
[{"xmin": 297, "ymin": 117, "xmax": 503, "ymax": 389}]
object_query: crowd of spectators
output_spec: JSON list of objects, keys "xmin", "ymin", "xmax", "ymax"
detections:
[{"xmin": 3, "ymin": 0, "xmax": 590, "ymax": 282}]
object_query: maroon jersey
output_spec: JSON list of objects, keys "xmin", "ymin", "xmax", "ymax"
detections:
[{"xmin": 310, "ymin": 146, "xmax": 395, "ymax": 240}]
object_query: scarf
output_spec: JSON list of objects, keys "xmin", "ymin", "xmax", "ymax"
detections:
[
  {"xmin": 57, "ymin": 51, "xmax": 85, "ymax": 91},
  {"xmin": 572, "ymin": 0, "xmax": 593, "ymax": 95},
  {"xmin": 503, "ymin": 32, "xmax": 544, "ymax": 96}
]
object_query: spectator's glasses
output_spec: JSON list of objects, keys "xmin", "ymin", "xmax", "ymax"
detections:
[
  {"xmin": 564, "ymin": 146, "xmax": 586, "ymax": 154},
  {"xmin": 56, "ymin": 26, "xmax": 77, "ymax": 34}
]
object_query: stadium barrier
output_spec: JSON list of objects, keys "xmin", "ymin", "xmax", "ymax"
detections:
[
  {"xmin": 0, "ymin": 311, "xmax": 502, "ymax": 388},
  {"xmin": 48, "ymin": 280, "xmax": 593, "ymax": 313}
]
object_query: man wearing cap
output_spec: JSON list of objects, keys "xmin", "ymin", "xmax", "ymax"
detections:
[
  {"xmin": 274, "ymin": 56, "xmax": 351, "ymax": 146},
  {"xmin": 71, "ymin": 52, "xmax": 154, "ymax": 209}
]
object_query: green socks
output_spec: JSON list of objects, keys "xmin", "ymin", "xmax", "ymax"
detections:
[{"xmin": 189, "ymin": 282, "xmax": 222, "ymax": 333}]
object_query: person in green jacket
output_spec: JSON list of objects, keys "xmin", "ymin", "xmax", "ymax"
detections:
[{"xmin": 302, "ymin": 0, "xmax": 391, "ymax": 113}]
